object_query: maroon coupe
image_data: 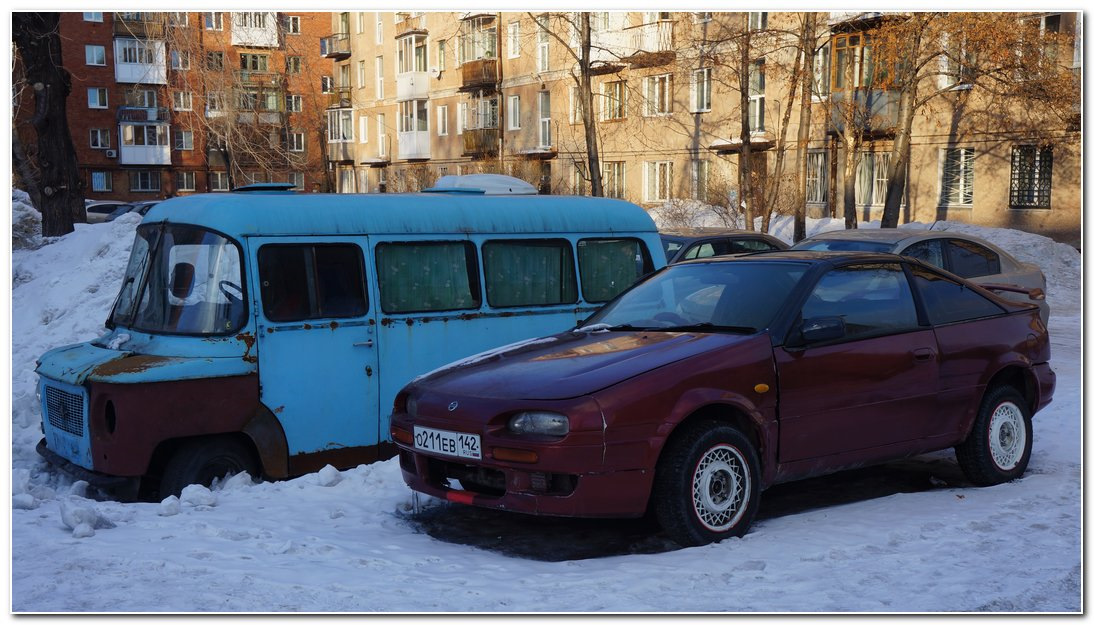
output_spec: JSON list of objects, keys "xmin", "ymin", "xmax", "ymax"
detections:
[{"xmin": 391, "ymin": 252, "xmax": 1055, "ymax": 546}]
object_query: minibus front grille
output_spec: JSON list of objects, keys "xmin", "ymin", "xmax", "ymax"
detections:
[{"xmin": 45, "ymin": 386, "xmax": 85, "ymax": 437}]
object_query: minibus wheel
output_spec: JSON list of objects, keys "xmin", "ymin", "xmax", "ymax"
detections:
[{"xmin": 159, "ymin": 436, "xmax": 258, "ymax": 499}]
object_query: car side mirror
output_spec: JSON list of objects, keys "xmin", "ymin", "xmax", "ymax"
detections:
[{"xmin": 800, "ymin": 316, "xmax": 846, "ymax": 344}]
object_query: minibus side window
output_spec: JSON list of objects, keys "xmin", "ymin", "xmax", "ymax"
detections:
[
  {"xmin": 482, "ymin": 238, "xmax": 577, "ymax": 308},
  {"xmin": 376, "ymin": 241, "xmax": 481, "ymax": 313},
  {"xmin": 258, "ymin": 244, "xmax": 368, "ymax": 321},
  {"xmin": 577, "ymin": 238, "xmax": 654, "ymax": 303}
]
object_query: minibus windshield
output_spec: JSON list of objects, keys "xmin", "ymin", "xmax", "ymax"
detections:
[{"xmin": 110, "ymin": 224, "xmax": 247, "ymax": 335}]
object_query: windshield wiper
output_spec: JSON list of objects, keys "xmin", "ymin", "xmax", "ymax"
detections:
[{"xmin": 652, "ymin": 323, "xmax": 757, "ymax": 334}]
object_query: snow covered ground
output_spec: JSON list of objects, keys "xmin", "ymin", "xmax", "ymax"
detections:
[{"xmin": 9, "ymin": 194, "xmax": 1082, "ymax": 613}]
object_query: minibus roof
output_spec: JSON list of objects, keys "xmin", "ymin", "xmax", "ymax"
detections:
[{"xmin": 141, "ymin": 192, "xmax": 658, "ymax": 237}]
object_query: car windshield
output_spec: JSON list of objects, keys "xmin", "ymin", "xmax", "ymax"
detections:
[
  {"xmin": 585, "ymin": 261, "xmax": 808, "ymax": 333},
  {"xmin": 793, "ymin": 239, "xmax": 895, "ymax": 253},
  {"xmin": 110, "ymin": 224, "xmax": 247, "ymax": 335}
]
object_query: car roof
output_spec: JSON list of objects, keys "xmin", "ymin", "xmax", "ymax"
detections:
[
  {"xmin": 674, "ymin": 249, "xmax": 906, "ymax": 265},
  {"xmin": 660, "ymin": 228, "xmax": 772, "ymax": 239}
]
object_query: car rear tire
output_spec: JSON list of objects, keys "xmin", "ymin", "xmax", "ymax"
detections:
[
  {"xmin": 159, "ymin": 437, "xmax": 258, "ymax": 499},
  {"xmin": 955, "ymin": 386, "xmax": 1032, "ymax": 486},
  {"xmin": 653, "ymin": 423, "xmax": 761, "ymax": 547}
]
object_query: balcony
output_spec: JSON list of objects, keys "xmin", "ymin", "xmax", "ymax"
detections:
[
  {"xmin": 397, "ymin": 130, "xmax": 430, "ymax": 160},
  {"xmin": 320, "ymin": 33, "xmax": 351, "ymax": 59},
  {"xmin": 460, "ymin": 58, "xmax": 499, "ymax": 92},
  {"xmin": 118, "ymin": 123, "xmax": 171, "ymax": 166},
  {"xmin": 327, "ymin": 141, "xmax": 355, "ymax": 163},
  {"xmin": 326, "ymin": 86, "xmax": 353, "ymax": 109},
  {"xmin": 827, "ymin": 89, "xmax": 899, "ymax": 136},
  {"xmin": 117, "ymin": 106, "xmax": 170, "ymax": 123},
  {"xmin": 236, "ymin": 112, "xmax": 284, "ymax": 125},
  {"xmin": 395, "ymin": 13, "xmax": 426, "ymax": 37},
  {"xmin": 396, "ymin": 72, "xmax": 430, "ymax": 102},
  {"xmin": 113, "ymin": 13, "xmax": 165, "ymax": 38},
  {"xmin": 235, "ymin": 70, "xmax": 283, "ymax": 87},
  {"xmin": 113, "ymin": 39, "xmax": 167, "ymax": 84},
  {"xmin": 462, "ymin": 128, "xmax": 499, "ymax": 157},
  {"xmin": 231, "ymin": 12, "xmax": 279, "ymax": 48},
  {"xmin": 624, "ymin": 20, "xmax": 675, "ymax": 68}
]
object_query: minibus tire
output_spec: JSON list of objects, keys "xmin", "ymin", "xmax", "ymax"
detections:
[{"xmin": 159, "ymin": 437, "xmax": 258, "ymax": 499}]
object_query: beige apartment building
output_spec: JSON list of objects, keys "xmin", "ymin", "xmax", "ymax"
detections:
[{"xmin": 322, "ymin": 11, "xmax": 1081, "ymax": 246}]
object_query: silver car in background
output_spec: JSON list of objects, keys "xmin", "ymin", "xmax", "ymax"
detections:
[{"xmin": 792, "ymin": 229, "xmax": 1050, "ymax": 322}]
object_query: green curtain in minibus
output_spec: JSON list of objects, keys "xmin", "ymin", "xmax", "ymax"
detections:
[
  {"xmin": 578, "ymin": 238, "xmax": 645, "ymax": 303},
  {"xmin": 482, "ymin": 239, "xmax": 577, "ymax": 307},
  {"xmin": 376, "ymin": 241, "xmax": 479, "ymax": 313}
]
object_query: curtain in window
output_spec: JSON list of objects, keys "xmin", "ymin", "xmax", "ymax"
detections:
[
  {"xmin": 578, "ymin": 239, "xmax": 646, "ymax": 303},
  {"xmin": 377, "ymin": 242, "xmax": 478, "ymax": 313},
  {"xmin": 483, "ymin": 240, "xmax": 576, "ymax": 307}
]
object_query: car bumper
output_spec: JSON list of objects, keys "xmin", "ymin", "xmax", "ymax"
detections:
[
  {"xmin": 36, "ymin": 438, "xmax": 141, "ymax": 501},
  {"xmin": 1033, "ymin": 362, "xmax": 1056, "ymax": 413}
]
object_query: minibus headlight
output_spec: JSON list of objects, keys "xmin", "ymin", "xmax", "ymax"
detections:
[{"xmin": 508, "ymin": 412, "xmax": 569, "ymax": 437}]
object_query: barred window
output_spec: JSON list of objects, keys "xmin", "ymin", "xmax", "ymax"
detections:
[
  {"xmin": 806, "ymin": 151, "xmax": 829, "ymax": 204},
  {"xmin": 940, "ymin": 148, "xmax": 974, "ymax": 206},
  {"xmin": 1009, "ymin": 145, "xmax": 1052, "ymax": 209}
]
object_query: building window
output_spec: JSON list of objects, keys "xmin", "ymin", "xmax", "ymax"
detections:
[
  {"xmin": 603, "ymin": 161, "xmax": 625, "ymax": 199},
  {"xmin": 645, "ymin": 74, "xmax": 672, "ymax": 116},
  {"xmin": 170, "ymin": 50, "xmax": 190, "ymax": 70},
  {"xmin": 813, "ymin": 43, "xmax": 831, "ymax": 99},
  {"xmin": 694, "ymin": 12, "xmax": 712, "ymax": 23},
  {"xmin": 377, "ymin": 113, "xmax": 387, "ymax": 157},
  {"xmin": 437, "ymin": 39, "xmax": 447, "ymax": 70},
  {"xmin": 375, "ymin": 56, "xmax": 384, "ymax": 99},
  {"xmin": 83, "ymin": 12, "xmax": 103, "ymax": 22},
  {"xmin": 123, "ymin": 88, "xmax": 157, "ymax": 108},
  {"xmin": 210, "ymin": 171, "xmax": 230, "ymax": 191},
  {"xmin": 88, "ymin": 88, "xmax": 108, "ymax": 109},
  {"xmin": 117, "ymin": 39, "xmax": 155, "ymax": 65},
  {"xmin": 357, "ymin": 60, "xmax": 367, "ymax": 87},
  {"xmin": 692, "ymin": 68, "xmax": 711, "ymax": 113},
  {"xmin": 375, "ymin": 12, "xmax": 383, "ymax": 43},
  {"xmin": 288, "ymin": 132, "xmax": 305, "ymax": 152},
  {"xmin": 235, "ymin": 12, "xmax": 268, "ymax": 29},
  {"xmin": 339, "ymin": 63, "xmax": 351, "ymax": 88},
  {"xmin": 397, "ymin": 34, "xmax": 428, "ymax": 74},
  {"xmin": 806, "ymin": 151, "xmax": 829, "ymax": 204},
  {"xmin": 240, "ymin": 53, "xmax": 269, "ymax": 72},
  {"xmin": 939, "ymin": 34, "xmax": 975, "ymax": 90},
  {"xmin": 286, "ymin": 94, "xmax": 303, "ymax": 112},
  {"xmin": 437, "ymin": 105, "xmax": 448, "ymax": 136},
  {"xmin": 206, "ymin": 91, "xmax": 225, "ymax": 112},
  {"xmin": 204, "ymin": 12, "xmax": 223, "ymax": 30},
  {"xmin": 856, "ymin": 151, "xmax": 891, "ymax": 206},
  {"xmin": 603, "ymin": 80, "xmax": 625, "ymax": 120},
  {"xmin": 174, "ymin": 130, "xmax": 194, "ymax": 150},
  {"xmin": 287, "ymin": 56, "xmax": 302, "ymax": 74},
  {"xmin": 176, "ymin": 171, "xmax": 196, "ymax": 191},
  {"xmin": 91, "ymin": 171, "xmax": 112, "ymax": 192},
  {"xmin": 397, "ymin": 99, "xmax": 429, "ymax": 132},
  {"xmin": 285, "ymin": 15, "xmax": 301, "ymax": 35},
  {"xmin": 359, "ymin": 115, "xmax": 369, "ymax": 142},
  {"xmin": 1009, "ymin": 145, "xmax": 1053, "ymax": 209},
  {"xmin": 508, "ymin": 21, "xmax": 520, "ymax": 58},
  {"xmin": 748, "ymin": 12, "xmax": 768, "ymax": 31},
  {"xmin": 693, "ymin": 159, "xmax": 709, "ymax": 201},
  {"xmin": 205, "ymin": 52, "xmax": 224, "ymax": 71},
  {"xmin": 89, "ymin": 129, "xmax": 111, "ymax": 149},
  {"xmin": 289, "ymin": 172, "xmax": 305, "ymax": 190},
  {"xmin": 122, "ymin": 124, "xmax": 168, "ymax": 146},
  {"xmin": 328, "ymin": 109, "xmax": 354, "ymax": 142},
  {"xmin": 536, "ymin": 15, "xmax": 550, "ymax": 72},
  {"xmin": 456, "ymin": 103, "xmax": 466, "ymax": 135},
  {"xmin": 129, "ymin": 171, "xmax": 161, "ymax": 192},
  {"xmin": 507, "ymin": 95, "xmax": 520, "ymax": 130},
  {"xmin": 168, "ymin": 12, "xmax": 188, "ymax": 27},
  {"xmin": 459, "ymin": 15, "xmax": 497, "ymax": 64},
  {"xmin": 85, "ymin": 45, "xmax": 106, "ymax": 66},
  {"xmin": 940, "ymin": 147, "xmax": 975, "ymax": 207},
  {"xmin": 538, "ymin": 91, "xmax": 552, "ymax": 147},
  {"xmin": 172, "ymin": 91, "xmax": 192, "ymax": 111},
  {"xmin": 321, "ymin": 75, "xmax": 334, "ymax": 93},
  {"xmin": 749, "ymin": 59, "xmax": 765, "ymax": 130},
  {"xmin": 646, "ymin": 161, "xmax": 673, "ymax": 202}
]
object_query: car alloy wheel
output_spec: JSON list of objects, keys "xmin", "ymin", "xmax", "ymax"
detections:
[
  {"xmin": 691, "ymin": 443, "xmax": 751, "ymax": 531},
  {"xmin": 988, "ymin": 401, "xmax": 1027, "ymax": 471}
]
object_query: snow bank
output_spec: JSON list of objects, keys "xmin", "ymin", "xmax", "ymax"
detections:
[{"xmin": 12, "ymin": 189, "xmax": 42, "ymax": 250}]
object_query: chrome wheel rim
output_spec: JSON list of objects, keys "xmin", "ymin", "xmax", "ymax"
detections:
[
  {"xmin": 691, "ymin": 443, "xmax": 750, "ymax": 532},
  {"xmin": 988, "ymin": 401, "xmax": 1026, "ymax": 471}
]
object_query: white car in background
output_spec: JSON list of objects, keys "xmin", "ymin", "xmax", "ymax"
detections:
[
  {"xmin": 85, "ymin": 200, "xmax": 132, "ymax": 224},
  {"xmin": 792, "ymin": 229, "xmax": 1050, "ymax": 322}
]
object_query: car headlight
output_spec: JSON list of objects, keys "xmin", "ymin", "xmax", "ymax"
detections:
[
  {"xmin": 508, "ymin": 411, "xmax": 569, "ymax": 437},
  {"xmin": 406, "ymin": 394, "xmax": 419, "ymax": 419}
]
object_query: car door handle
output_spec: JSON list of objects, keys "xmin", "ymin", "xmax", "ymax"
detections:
[
  {"xmin": 354, "ymin": 340, "xmax": 374, "ymax": 347},
  {"xmin": 913, "ymin": 348, "xmax": 935, "ymax": 362}
]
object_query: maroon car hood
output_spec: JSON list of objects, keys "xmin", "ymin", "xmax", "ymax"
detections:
[{"xmin": 418, "ymin": 330, "xmax": 763, "ymax": 400}]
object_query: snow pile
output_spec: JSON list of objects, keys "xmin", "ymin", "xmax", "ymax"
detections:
[{"xmin": 12, "ymin": 189, "xmax": 42, "ymax": 250}]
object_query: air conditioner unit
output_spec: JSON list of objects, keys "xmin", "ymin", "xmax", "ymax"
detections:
[{"xmin": 105, "ymin": 150, "xmax": 117, "ymax": 158}]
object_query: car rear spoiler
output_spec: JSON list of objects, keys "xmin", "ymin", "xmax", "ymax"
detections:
[{"xmin": 979, "ymin": 283, "xmax": 1046, "ymax": 301}]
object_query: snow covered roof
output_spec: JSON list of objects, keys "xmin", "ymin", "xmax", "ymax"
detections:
[{"xmin": 425, "ymin": 174, "xmax": 538, "ymax": 195}]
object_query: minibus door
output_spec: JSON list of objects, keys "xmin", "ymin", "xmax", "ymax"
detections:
[{"xmin": 248, "ymin": 237, "xmax": 380, "ymax": 463}]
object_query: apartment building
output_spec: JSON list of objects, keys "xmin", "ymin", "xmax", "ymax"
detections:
[
  {"xmin": 30, "ymin": 11, "xmax": 329, "ymax": 202},
  {"xmin": 325, "ymin": 11, "xmax": 1080, "ymax": 245}
]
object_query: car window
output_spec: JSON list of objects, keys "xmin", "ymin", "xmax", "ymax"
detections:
[
  {"xmin": 793, "ymin": 239, "xmax": 894, "ymax": 253},
  {"xmin": 482, "ymin": 239, "xmax": 577, "ymax": 308},
  {"xmin": 903, "ymin": 239, "xmax": 944, "ymax": 268},
  {"xmin": 683, "ymin": 242, "xmax": 718, "ymax": 260},
  {"xmin": 945, "ymin": 239, "xmax": 1000, "ymax": 278},
  {"xmin": 376, "ymin": 241, "xmax": 480, "ymax": 313},
  {"xmin": 661, "ymin": 238, "xmax": 684, "ymax": 259},
  {"xmin": 731, "ymin": 238, "xmax": 780, "ymax": 253},
  {"xmin": 577, "ymin": 238, "xmax": 653, "ymax": 303},
  {"xmin": 909, "ymin": 265, "xmax": 1004, "ymax": 325},
  {"xmin": 259, "ymin": 244, "xmax": 368, "ymax": 321},
  {"xmin": 800, "ymin": 263, "xmax": 919, "ymax": 340}
]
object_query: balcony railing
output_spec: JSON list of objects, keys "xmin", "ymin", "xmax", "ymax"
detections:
[
  {"xmin": 828, "ymin": 89, "xmax": 899, "ymax": 135},
  {"xmin": 396, "ymin": 72, "xmax": 430, "ymax": 102},
  {"xmin": 624, "ymin": 20, "xmax": 675, "ymax": 68},
  {"xmin": 327, "ymin": 141, "xmax": 355, "ymax": 162},
  {"xmin": 320, "ymin": 33, "xmax": 351, "ymax": 59},
  {"xmin": 326, "ymin": 87, "xmax": 353, "ymax": 109},
  {"xmin": 113, "ymin": 13, "xmax": 166, "ymax": 38},
  {"xmin": 397, "ymin": 130, "xmax": 430, "ymax": 160},
  {"xmin": 462, "ymin": 128, "xmax": 499, "ymax": 156},
  {"xmin": 460, "ymin": 58, "xmax": 499, "ymax": 91},
  {"xmin": 235, "ymin": 70, "xmax": 283, "ymax": 86},
  {"xmin": 117, "ymin": 106, "xmax": 170, "ymax": 122},
  {"xmin": 395, "ymin": 14, "xmax": 426, "ymax": 36}
]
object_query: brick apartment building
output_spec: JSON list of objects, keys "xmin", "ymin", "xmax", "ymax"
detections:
[{"xmin": 17, "ymin": 11, "xmax": 331, "ymax": 202}]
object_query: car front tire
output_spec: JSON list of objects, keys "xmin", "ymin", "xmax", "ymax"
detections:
[{"xmin": 159, "ymin": 437, "xmax": 258, "ymax": 498}]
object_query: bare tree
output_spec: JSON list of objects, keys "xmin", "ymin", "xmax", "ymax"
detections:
[
  {"xmin": 792, "ymin": 12, "xmax": 819, "ymax": 242},
  {"xmin": 13, "ymin": 12, "xmax": 85, "ymax": 235}
]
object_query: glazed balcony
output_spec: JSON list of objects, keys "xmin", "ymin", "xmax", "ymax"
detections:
[
  {"xmin": 827, "ymin": 89, "xmax": 899, "ymax": 136},
  {"xmin": 235, "ymin": 70, "xmax": 283, "ymax": 87},
  {"xmin": 320, "ymin": 33, "xmax": 351, "ymax": 59},
  {"xmin": 397, "ymin": 130, "xmax": 431, "ymax": 160}
]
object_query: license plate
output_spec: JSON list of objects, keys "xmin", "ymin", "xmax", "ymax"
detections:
[{"xmin": 413, "ymin": 426, "xmax": 482, "ymax": 460}]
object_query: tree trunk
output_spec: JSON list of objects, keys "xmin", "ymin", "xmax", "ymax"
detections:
[
  {"xmin": 12, "ymin": 130, "xmax": 44, "ymax": 210},
  {"xmin": 842, "ymin": 140, "xmax": 859, "ymax": 229},
  {"xmin": 578, "ymin": 14, "xmax": 604, "ymax": 196},
  {"xmin": 738, "ymin": 28, "xmax": 754, "ymax": 230},
  {"xmin": 793, "ymin": 13, "xmax": 817, "ymax": 243},
  {"xmin": 13, "ymin": 12, "xmax": 85, "ymax": 236},
  {"xmin": 881, "ymin": 82, "xmax": 918, "ymax": 228}
]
